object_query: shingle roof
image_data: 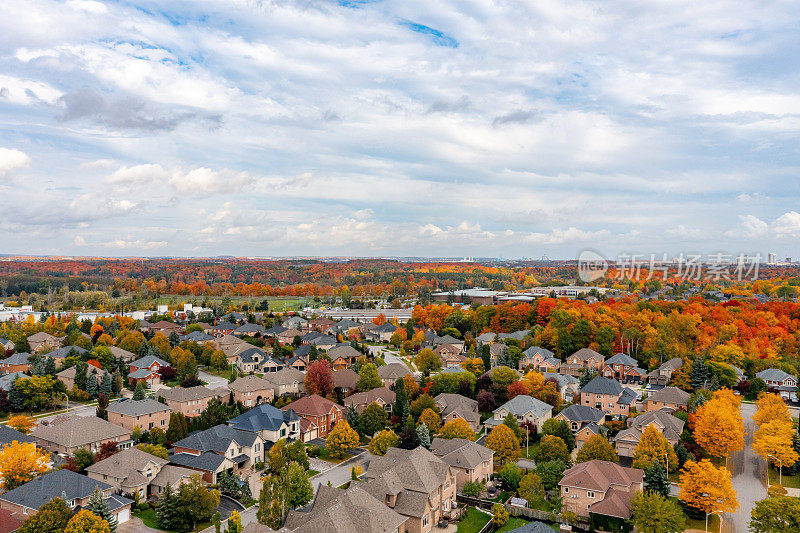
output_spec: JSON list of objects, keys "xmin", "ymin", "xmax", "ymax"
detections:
[
  {"xmin": 150, "ymin": 465, "xmax": 198, "ymax": 489},
  {"xmin": 345, "ymin": 387, "xmax": 395, "ymax": 412},
  {"xmin": 0, "ymin": 424, "xmax": 36, "ymax": 446},
  {"xmin": 235, "ymin": 323, "xmax": 265, "ymax": 334},
  {"xmin": 377, "ymin": 362, "xmax": 408, "ymax": 381},
  {"xmin": 182, "ymin": 331, "xmax": 214, "ymax": 343},
  {"xmin": 159, "ymin": 385, "xmax": 225, "ymax": 403},
  {"xmin": 0, "ymin": 469, "xmax": 111, "ymax": 510},
  {"xmin": 169, "ymin": 451, "xmax": 229, "ymax": 472},
  {"xmin": 214, "ymin": 321, "xmax": 238, "ymax": 330},
  {"xmin": 263, "ymin": 367, "xmax": 305, "ymax": 386},
  {"xmin": 581, "ymin": 376, "xmax": 624, "ymax": 396},
  {"xmin": 328, "ymin": 344, "xmax": 361, "ymax": 360},
  {"xmin": 430, "ymin": 438, "xmax": 493, "ymax": 470},
  {"xmin": 559, "ymin": 459, "xmax": 643, "ymax": 497},
  {"xmin": 0, "ymin": 371, "xmax": 27, "ymax": 391},
  {"xmin": 229, "ymin": 375, "xmax": 270, "ymax": 393},
  {"xmin": 174, "ymin": 424, "xmax": 257, "ymax": 453},
  {"xmin": 32, "ymin": 415, "xmax": 130, "ymax": 448},
  {"xmin": 46, "ymin": 346, "xmax": 88, "ymax": 359},
  {"xmin": 503, "ymin": 521, "xmax": 553, "ymax": 533},
  {"xmin": 558, "ymin": 404, "xmax": 606, "ymax": 423},
  {"xmin": 228, "ymin": 403, "xmax": 300, "ymax": 433},
  {"xmin": 645, "ymin": 386, "xmax": 690, "ymax": 406},
  {"xmin": 129, "ymin": 368, "xmax": 158, "ymax": 379},
  {"xmin": 616, "ymin": 410, "xmax": 685, "ymax": 444},
  {"xmin": 86, "ymin": 446, "xmax": 168, "ymax": 488},
  {"xmin": 372, "ymin": 323, "xmax": 399, "ymax": 334},
  {"xmin": 2, "ymin": 353, "xmax": 32, "ymax": 365},
  {"xmin": 106, "ymin": 398, "xmax": 169, "ymax": 417},
  {"xmin": 130, "ymin": 354, "xmax": 168, "ymax": 369},
  {"xmin": 284, "ymin": 485, "xmax": 406, "ymax": 533},
  {"xmin": 757, "ymin": 368, "xmax": 796, "ymax": 382},
  {"xmin": 570, "ymin": 347, "xmax": 604, "ymax": 362},
  {"xmin": 606, "ymin": 353, "xmax": 638, "ymax": 366},
  {"xmin": 494, "ymin": 395, "xmax": 552, "ymax": 418},
  {"xmin": 522, "ymin": 346, "xmax": 555, "ymax": 359},
  {"xmin": 332, "ymin": 369, "xmax": 359, "ymax": 389},
  {"xmin": 282, "ymin": 394, "xmax": 342, "ymax": 418}
]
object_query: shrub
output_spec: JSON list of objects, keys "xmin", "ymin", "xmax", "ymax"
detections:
[{"xmin": 462, "ymin": 481, "xmax": 484, "ymax": 497}]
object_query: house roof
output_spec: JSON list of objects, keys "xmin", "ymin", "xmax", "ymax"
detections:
[
  {"xmin": 281, "ymin": 394, "xmax": 343, "ymax": 418},
  {"xmin": 27, "ymin": 332, "xmax": 59, "ymax": 342},
  {"xmin": 606, "ymin": 353, "xmax": 638, "ymax": 366},
  {"xmin": 570, "ymin": 347, "xmax": 604, "ymax": 362},
  {"xmin": 229, "ymin": 375, "xmax": 271, "ymax": 393},
  {"xmin": 228, "ymin": 403, "xmax": 300, "ymax": 433},
  {"xmin": 106, "ymin": 398, "xmax": 169, "ymax": 417},
  {"xmin": 130, "ymin": 354, "xmax": 168, "ymax": 369},
  {"xmin": 616, "ymin": 410, "xmax": 685, "ymax": 444},
  {"xmin": 503, "ymin": 521, "xmax": 553, "ymax": 533},
  {"xmin": 46, "ymin": 346, "xmax": 88, "ymax": 359},
  {"xmin": 542, "ymin": 372, "xmax": 579, "ymax": 387},
  {"xmin": 430, "ymin": 438, "xmax": 493, "ymax": 470},
  {"xmin": 182, "ymin": 331, "xmax": 215, "ymax": 343},
  {"xmin": 1, "ymin": 353, "xmax": 31, "ymax": 365},
  {"xmin": 214, "ymin": 321, "xmax": 238, "ymax": 331},
  {"xmin": 174, "ymin": 424, "xmax": 257, "ymax": 453},
  {"xmin": 0, "ymin": 424, "xmax": 36, "ymax": 446},
  {"xmin": 86, "ymin": 446, "xmax": 168, "ymax": 488},
  {"xmin": 558, "ymin": 404, "xmax": 606, "ymax": 423},
  {"xmin": 580, "ymin": 376, "xmax": 624, "ymax": 396},
  {"xmin": 560, "ymin": 460, "xmax": 643, "ymax": 493},
  {"xmin": 332, "ymin": 369, "xmax": 359, "ymax": 389},
  {"xmin": 434, "ymin": 393, "xmax": 479, "ymax": 425},
  {"xmin": 159, "ymin": 385, "xmax": 226, "ymax": 403},
  {"xmin": 235, "ymin": 323, "xmax": 265, "ymax": 334},
  {"xmin": 264, "ymin": 325, "xmax": 288, "ymax": 336},
  {"xmin": 284, "ymin": 484, "xmax": 406, "ymax": 533},
  {"xmin": 345, "ymin": 387, "xmax": 395, "ymax": 411},
  {"xmin": 494, "ymin": 395, "xmax": 552, "ymax": 418},
  {"xmin": 308, "ymin": 335, "xmax": 337, "ymax": 346},
  {"xmin": 757, "ymin": 368, "xmax": 796, "ymax": 382},
  {"xmin": 32, "ymin": 415, "xmax": 130, "ymax": 448},
  {"xmin": 328, "ymin": 344, "xmax": 361, "ymax": 360},
  {"xmin": 129, "ymin": 368, "xmax": 158, "ymax": 379},
  {"xmin": 150, "ymin": 464, "xmax": 198, "ymax": 489},
  {"xmin": 107, "ymin": 346, "xmax": 138, "ymax": 360},
  {"xmin": 476, "ymin": 332, "xmax": 496, "ymax": 342},
  {"xmin": 377, "ymin": 362, "xmax": 408, "ymax": 381},
  {"xmin": 0, "ymin": 469, "xmax": 111, "ymax": 510},
  {"xmin": 645, "ymin": 386, "xmax": 690, "ymax": 406},
  {"xmin": 169, "ymin": 451, "xmax": 229, "ymax": 472},
  {"xmin": 497, "ymin": 330, "xmax": 528, "ymax": 341},
  {"xmin": 522, "ymin": 346, "xmax": 555, "ymax": 359},
  {"xmin": 0, "ymin": 371, "xmax": 27, "ymax": 391},
  {"xmin": 264, "ymin": 367, "xmax": 305, "ymax": 386},
  {"xmin": 372, "ymin": 323, "xmax": 399, "ymax": 334}
]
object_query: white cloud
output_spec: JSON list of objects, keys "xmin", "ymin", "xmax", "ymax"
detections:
[
  {"xmin": 102, "ymin": 239, "xmax": 168, "ymax": 250},
  {"xmin": 774, "ymin": 212, "xmax": 800, "ymax": 238},
  {"xmin": 724, "ymin": 215, "xmax": 768, "ymax": 238},
  {"xmin": 524, "ymin": 227, "xmax": 610, "ymax": 245},
  {"xmin": 0, "ymin": 148, "xmax": 30, "ymax": 176}
]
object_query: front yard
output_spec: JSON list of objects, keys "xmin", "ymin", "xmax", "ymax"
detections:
[{"xmin": 768, "ymin": 467, "xmax": 800, "ymax": 488}]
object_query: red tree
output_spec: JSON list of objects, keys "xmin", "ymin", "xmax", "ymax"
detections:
[
  {"xmin": 94, "ymin": 441, "xmax": 119, "ymax": 462},
  {"xmin": 304, "ymin": 360, "xmax": 334, "ymax": 397}
]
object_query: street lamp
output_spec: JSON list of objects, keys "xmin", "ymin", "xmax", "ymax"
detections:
[
  {"xmin": 767, "ymin": 454, "xmax": 783, "ymax": 485},
  {"xmin": 706, "ymin": 510, "xmax": 723, "ymax": 533},
  {"xmin": 664, "ymin": 452, "xmax": 669, "ymax": 474}
]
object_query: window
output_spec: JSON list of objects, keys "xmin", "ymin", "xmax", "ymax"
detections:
[
  {"xmin": 422, "ymin": 515, "xmax": 429, "ymax": 527},
  {"xmin": 564, "ymin": 487, "xmax": 569, "ymax": 493},
  {"xmin": 587, "ymin": 491, "xmax": 594, "ymax": 498}
]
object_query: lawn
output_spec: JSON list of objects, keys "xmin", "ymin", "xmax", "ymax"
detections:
[
  {"xmin": 769, "ymin": 467, "xmax": 800, "ymax": 488},
  {"xmin": 308, "ymin": 469, "xmax": 320, "ymax": 477},
  {"xmin": 486, "ymin": 490, "xmax": 511, "ymax": 503},
  {"xmin": 134, "ymin": 509, "xmax": 162, "ymax": 530},
  {"xmin": 495, "ymin": 517, "xmax": 559, "ymax": 532},
  {"xmin": 526, "ymin": 495, "xmax": 555, "ymax": 512},
  {"xmin": 686, "ymin": 514, "xmax": 720, "ymax": 533},
  {"xmin": 522, "ymin": 443, "xmax": 540, "ymax": 459},
  {"xmin": 457, "ymin": 507, "xmax": 492, "ymax": 533},
  {"xmin": 315, "ymin": 448, "xmax": 350, "ymax": 464}
]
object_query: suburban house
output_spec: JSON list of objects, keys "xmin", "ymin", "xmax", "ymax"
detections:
[
  {"xmin": 46, "ymin": 345, "xmax": 88, "ymax": 367},
  {"xmin": 378, "ymin": 362, "xmax": 409, "ymax": 387},
  {"xmin": 0, "ymin": 338, "xmax": 14, "ymax": 353},
  {"xmin": 173, "ymin": 424, "xmax": 265, "ymax": 470},
  {"xmin": 565, "ymin": 348, "xmax": 605, "ymax": 372},
  {"xmin": 282, "ymin": 317, "xmax": 308, "ymax": 330},
  {"xmin": 579, "ymin": 376, "xmax": 637, "ymax": 417},
  {"xmin": 757, "ymin": 368, "xmax": 799, "ymax": 401},
  {"xmin": 285, "ymin": 355, "xmax": 308, "ymax": 372},
  {"xmin": 434, "ymin": 393, "xmax": 481, "ymax": 432},
  {"xmin": 0, "ymin": 353, "xmax": 31, "ymax": 373},
  {"xmin": 485, "ymin": 395, "xmax": 553, "ymax": 433},
  {"xmin": 106, "ymin": 398, "xmax": 171, "ymax": 431},
  {"xmin": 236, "ymin": 347, "xmax": 268, "ymax": 373},
  {"xmin": 261, "ymin": 357, "xmax": 284, "ymax": 374},
  {"xmin": 365, "ymin": 322, "xmax": 399, "ymax": 343},
  {"xmin": 214, "ymin": 335, "xmax": 253, "ymax": 362},
  {"xmin": 559, "ymin": 460, "xmax": 644, "ymax": 519},
  {"xmin": 263, "ymin": 367, "xmax": 306, "ymax": 397},
  {"xmin": 169, "ymin": 450, "xmax": 235, "ymax": 484},
  {"xmin": 554, "ymin": 404, "xmax": 606, "ymax": 448},
  {"xmin": 308, "ymin": 317, "xmax": 336, "ymax": 332},
  {"xmin": 228, "ymin": 403, "xmax": 301, "ymax": 444},
  {"xmin": 150, "ymin": 465, "xmax": 199, "ymax": 496},
  {"xmin": 281, "ymin": 394, "xmax": 344, "ymax": 439},
  {"xmin": 542, "ymin": 372, "xmax": 580, "ymax": 402},
  {"xmin": 344, "ymin": 387, "xmax": 395, "ymax": 414},
  {"xmin": 159, "ymin": 386, "xmax": 228, "ymax": 417},
  {"xmin": 361, "ymin": 446, "xmax": 457, "ymax": 533},
  {"xmin": 430, "ymin": 437, "xmax": 494, "ymax": 488},
  {"xmin": 647, "ymin": 358, "xmax": 683, "ymax": 386},
  {"xmin": 182, "ymin": 330, "xmax": 215, "ymax": 343},
  {"xmin": 277, "ymin": 328, "xmax": 302, "ymax": 345},
  {"xmin": 602, "ymin": 353, "xmax": 646, "ymax": 383},
  {"xmin": 32, "ymin": 415, "xmax": 133, "ymax": 455},
  {"xmin": 328, "ymin": 344, "xmax": 361, "ymax": 371},
  {"xmin": 27, "ymin": 332, "xmax": 62, "ymax": 353},
  {"xmin": 284, "ymin": 485, "xmax": 407, "ymax": 533},
  {"xmin": 0, "ymin": 469, "xmax": 133, "ymax": 524},
  {"xmin": 212, "ymin": 321, "xmax": 238, "ymax": 337},
  {"xmin": 148, "ymin": 321, "xmax": 183, "ymax": 336},
  {"xmin": 436, "ymin": 344, "xmax": 467, "ymax": 367},
  {"xmin": 614, "ymin": 410, "xmax": 685, "ymax": 458},
  {"xmin": 128, "ymin": 355, "xmax": 169, "ymax": 388},
  {"xmin": 229, "ymin": 375, "xmax": 275, "ymax": 407},
  {"xmin": 234, "ymin": 323, "xmax": 265, "ymax": 337},
  {"xmin": 332, "ymin": 368, "xmax": 360, "ymax": 395},
  {"xmin": 0, "ymin": 371, "xmax": 26, "ymax": 393},
  {"xmin": 86, "ymin": 446, "xmax": 169, "ymax": 500},
  {"xmin": 518, "ymin": 346, "xmax": 559, "ymax": 373},
  {"xmin": 642, "ymin": 386, "xmax": 690, "ymax": 412}
]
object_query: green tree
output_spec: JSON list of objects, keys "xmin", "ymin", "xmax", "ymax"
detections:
[
  {"xmin": 257, "ymin": 475, "xmax": 285, "ymax": 530},
  {"xmin": 576, "ymin": 434, "xmax": 618, "ymax": 463},
  {"xmin": 156, "ymin": 483, "xmax": 179, "ymax": 530},
  {"xmin": 394, "ymin": 377, "xmax": 409, "ymax": 421},
  {"xmin": 498, "ymin": 463, "xmax": 522, "ymax": 491},
  {"xmin": 410, "ymin": 394, "xmax": 437, "ymax": 419},
  {"xmin": 502, "ymin": 412, "xmax": 523, "ymax": 444},
  {"xmin": 284, "ymin": 461, "xmax": 313, "ymax": 509},
  {"xmin": 536, "ymin": 460, "xmax": 567, "ymax": 492},
  {"xmin": 416, "ymin": 423, "xmax": 431, "ymax": 449},
  {"xmin": 356, "ymin": 363, "xmax": 382, "ymax": 391},
  {"xmin": 491, "ymin": 503, "xmax": 509, "ymax": 528},
  {"xmin": 691, "ymin": 356, "xmax": 711, "ymax": 391},
  {"xmin": 286, "ymin": 439, "xmax": 309, "ymax": 470},
  {"xmin": 18, "ymin": 497, "xmax": 73, "ymax": 533},
  {"xmin": 414, "ymin": 348, "xmax": 442, "ymax": 373},
  {"xmin": 537, "ymin": 435, "xmax": 569, "ymax": 463},
  {"xmin": 133, "ymin": 381, "xmax": 146, "ymax": 401},
  {"xmin": 166, "ymin": 412, "xmax": 188, "ymax": 442},
  {"xmin": 518, "ymin": 473, "xmax": 543, "ymax": 502},
  {"xmin": 541, "ymin": 418, "xmax": 575, "ymax": 451},
  {"xmin": 749, "ymin": 495, "xmax": 800, "ymax": 533},
  {"xmin": 644, "ymin": 462, "xmax": 671, "ymax": 499},
  {"xmin": 358, "ymin": 402, "xmax": 388, "ymax": 436},
  {"xmin": 631, "ymin": 491, "xmax": 686, "ymax": 533},
  {"xmin": 88, "ymin": 486, "xmax": 117, "ymax": 533},
  {"xmin": 176, "ymin": 475, "xmax": 220, "ymax": 531}
]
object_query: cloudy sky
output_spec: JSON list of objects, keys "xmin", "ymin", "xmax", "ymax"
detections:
[{"xmin": 1, "ymin": 0, "xmax": 800, "ymax": 259}]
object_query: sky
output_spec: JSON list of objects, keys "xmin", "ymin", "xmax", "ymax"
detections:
[{"xmin": 1, "ymin": 0, "xmax": 800, "ymax": 259}]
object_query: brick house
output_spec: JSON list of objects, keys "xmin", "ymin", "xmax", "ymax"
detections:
[
  {"xmin": 565, "ymin": 348, "xmax": 605, "ymax": 372},
  {"xmin": 554, "ymin": 404, "xmax": 606, "ymax": 448},
  {"xmin": 430, "ymin": 438, "xmax": 493, "ymax": 489},
  {"xmin": 27, "ymin": 332, "xmax": 63, "ymax": 353},
  {"xmin": 436, "ymin": 344, "xmax": 466, "ymax": 367},
  {"xmin": 602, "ymin": 353, "xmax": 646, "ymax": 384},
  {"xmin": 378, "ymin": 362, "xmax": 409, "ymax": 387},
  {"xmin": 642, "ymin": 386, "xmax": 690, "ymax": 412},
  {"xmin": 159, "ymin": 386, "xmax": 228, "ymax": 418},
  {"xmin": 647, "ymin": 358, "xmax": 683, "ymax": 386},
  {"xmin": 485, "ymin": 395, "xmax": 553, "ymax": 433},
  {"xmin": 579, "ymin": 376, "xmax": 637, "ymax": 417},
  {"xmin": 0, "ymin": 352, "xmax": 31, "ymax": 373},
  {"xmin": 106, "ymin": 398, "xmax": 171, "ymax": 432},
  {"xmin": 281, "ymin": 394, "xmax": 344, "ymax": 438},
  {"xmin": 344, "ymin": 387, "xmax": 395, "ymax": 414},
  {"xmin": 560, "ymin": 460, "xmax": 643, "ymax": 519},
  {"xmin": 31, "ymin": 415, "xmax": 133, "ymax": 455},
  {"xmin": 173, "ymin": 423, "xmax": 265, "ymax": 471},
  {"xmin": 128, "ymin": 355, "xmax": 169, "ymax": 388},
  {"xmin": 434, "ymin": 393, "xmax": 481, "ymax": 432},
  {"xmin": 86, "ymin": 446, "xmax": 169, "ymax": 499},
  {"xmin": 229, "ymin": 375, "xmax": 274, "ymax": 407},
  {"xmin": 518, "ymin": 346, "xmax": 559, "ymax": 373},
  {"xmin": 614, "ymin": 410, "xmax": 684, "ymax": 458}
]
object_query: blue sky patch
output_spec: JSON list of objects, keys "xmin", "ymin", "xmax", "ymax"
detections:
[{"xmin": 399, "ymin": 20, "xmax": 458, "ymax": 48}]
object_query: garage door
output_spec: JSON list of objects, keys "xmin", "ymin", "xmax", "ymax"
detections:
[{"xmin": 116, "ymin": 508, "xmax": 130, "ymax": 524}]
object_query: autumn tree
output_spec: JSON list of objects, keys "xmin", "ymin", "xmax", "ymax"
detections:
[
  {"xmin": 491, "ymin": 503, "xmax": 509, "ymax": 528},
  {"xmin": 576, "ymin": 434, "xmax": 618, "ymax": 463},
  {"xmin": 753, "ymin": 418, "xmax": 799, "ymax": 470},
  {"xmin": 439, "ymin": 418, "xmax": 476, "ymax": 440},
  {"xmin": 518, "ymin": 472, "xmax": 544, "ymax": 502},
  {"xmin": 753, "ymin": 392, "xmax": 790, "ymax": 426},
  {"xmin": 693, "ymin": 388, "xmax": 744, "ymax": 458},
  {"xmin": 8, "ymin": 414, "xmax": 36, "ymax": 434},
  {"xmin": 633, "ymin": 426, "xmax": 678, "ymax": 472},
  {"xmin": 326, "ymin": 420, "xmax": 359, "ymax": 458},
  {"xmin": 414, "ymin": 349, "xmax": 442, "ymax": 373},
  {"xmin": 356, "ymin": 363, "xmax": 382, "ymax": 391},
  {"xmin": 304, "ymin": 360, "xmax": 334, "ymax": 397},
  {"xmin": 679, "ymin": 459, "xmax": 739, "ymax": 516},
  {"xmin": 485, "ymin": 424, "xmax": 520, "ymax": 464},
  {"xmin": 368, "ymin": 429, "xmax": 399, "ymax": 456},
  {"xmin": 419, "ymin": 408, "xmax": 441, "ymax": 434},
  {"xmin": 0, "ymin": 440, "xmax": 49, "ymax": 490},
  {"xmin": 18, "ymin": 497, "xmax": 73, "ymax": 533},
  {"xmin": 410, "ymin": 394, "xmax": 437, "ymax": 419},
  {"xmin": 631, "ymin": 491, "xmax": 686, "ymax": 533},
  {"xmin": 749, "ymin": 495, "xmax": 800, "ymax": 533},
  {"xmin": 359, "ymin": 402, "xmax": 388, "ymax": 436},
  {"xmin": 64, "ymin": 510, "xmax": 110, "ymax": 533},
  {"xmin": 537, "ymin": 435, "xmax": 569, "ymax": 463}
]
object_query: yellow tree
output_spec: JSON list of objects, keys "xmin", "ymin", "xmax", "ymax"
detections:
[
  {"xmin": 753, "ymin": 393, "xmax": 790, "ymax": 426},
  {"xmin": 64, "ymin": 510, "xmax": 110, "ymax": 533},
  {"xmin": 753, "ymin": 418, "xmax": 799, "ymax": 469},
  {"xmin": 0, "ymin": 441, "xmax": 49, "ymax": 490},
  {"xmin": 679, "ymin": 459, "xmax": 739, "ymax": 515},
  {"xmin": 8, "ymin": 415, "xmax": 36, "ymax": 434},
  {"xmin": 368, "ymin": 429, "xmax": 399, "ymax": 456},
  {"xmin": 633, "ymin": 426, "xmax": 679, "ymax": 472},
  {"xmin": 419, "ymin": 408, "xmax": 441, "ymax": 433},
  {"xmin": 326, "ymin": 421, "xmax": 359, "ymax": 459},
  {"xmin": 485, "ymin": 424, "xmax": 521, "ymax": 464},
  {"xmin": 693, "ymin": 389, "xmax": 744, "ymax": 458},
  {"xmin": 439, "ymin": 419, "xmax": 476, "ymax": 441},
  {"xmin": 461, "ymin": 358, "xmax": 484, "ymax": 376}
]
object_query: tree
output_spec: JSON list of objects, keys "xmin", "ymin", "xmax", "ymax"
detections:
[
  {"xmin": 287, "ymin": 440, "xmax": 309, "ymax": 471},
  {"xmin": 137, "ymin": 443, "xmax": 169, "ymax": 459},
  {"xmin": 8, "ymin": 414, "xmax": 36, "ymax": 434},
  {"xmin": 518, "ymin": 473, "xmax": 543, "ymax": 502},
  {"xmin": 305, "ymin": 360, "xmax": 334, "ymax": 397},
  {"xmin": 18, "ymin": 497, "xmax": 73, "ymax": 533},
  {"xmin": 65, "ymin": 510, "xmax": 110, "ymax": 533},
  {"xmin": 693, "ymin": 388, "xmax": 745, "ymax": 458},
  {"xmin": 156, "ymin": 483, "xmax": 179, "ymax": 530},
  {"xmin": 576, "ymin": 434, "xmax": 618, "ymax": 463},
  {"xmin": 225, "ymin": 510, "xmax": 242, "ymax": 533},
  {"xmin": 749, "ymin": 495, "xmax": 800, "ymax": 533},
  {"xmin": 96, "ymin": 392, "xmax": 109, "ymax": 420},
  {"xmin": 94, "ymin": 441, "xmax": 118, "ymax": 463},
  {"xmin": 439, "ymin": 418, "xmax": 476, "ymax": 440},
  {"xmin": 679, "ymin": 459, "xmax": 738, "ymax": 515},
  {"xmin": 167, "ymin": 412, "xmax": 189, "ymax": 443},
  {"xmin": 633, "ymin": 426, "xmax": 679, "ymax": 472},
  {"xmin": 284, "ymin": 461, "xmax": 314, "ymax": 509},
  {"xmin": 463, "ymin": 480, "xmax": 484, "ymax": 497},
  {"xmin": 414, "ymin": 348, "xmax": 441, "ymax": 373},
  {"xmin": 88, "ymin": 486, "xmax": 117, "ymax": 533},
  {"xmin": 754, "ymin": 392, "xmax": 791, "ymax": 426},
  {"xmin": 416, "ymin": 423, "xmax": 431, "ymax": 449},
  {"xmin": 356, "ymin": 363, "xmax": 382, "ymax": 391},
  {"xmin": 541, "ymin": 418, "xmax": 575, "ymax": 451},
  {"xmin": 498, "ymin": 463, "xmax": 522, "ymax": 491},
  {"xmin": 537, "ymin": 435, "xmax": 569, "ymax": 463},
  {"xmin": 346, "ymin": 404, "xmax": 359, "ymax": 429},
  {"xmin": 491, "ymin": 503, "xmax": 509, "ymax": 528},
  {"xmin": 394, "ymin": 378, "xmax": 409, "ymax": 421},
  {"xmin": 257, "ymin": 475, "xmax": 285, "ymax": 530},
  {"xmin": 176, "ymin": 475, "xmax": 220, "ymax": 530},
  {"xmin": 631, "ymin": 491, "xmax": 686, "ymax": 533},
  {"xmin": 0, "ymin": 440, "xmax": 49, "ymax": 490},
  {"xmin": 74, "ymin": 362, "xmax": 88, "ymax": 392},
  {"xmin": 149, "ymin": 427, "xmax": 167, "ymax": 446},
  {"xmin": 754, "ymin": 418, "xmax": 799, "ymax": 469},
  {"xmin": 87, "ymin": 374, "xmax": 98, "ymax": 399},
  {"xmin": 419, "ymin": 408, "xmax": 441, "ymax": 434},
  {"xmin": 691, "ymin": 356, "xmax": 711, "ymax": 391},
  {"xmin": 477, "ymin": 390, "xmax": 495, "ymax": 412},
  {"xmin": 485, "ymin": 424, "xmax": 520, "ymax": 464},
  {"xmin": 645, "ymin": 462, "xmax": 671, "ymax": 499},
  {"xmin": 536, "ymin": 460, "xmax": 567, "ymax": 492},
  {"xmin": 100, "ymin": 372, "xmax": 113, "ymax": 395},
  {"xmin": 502, "ymin": 412, "xmax": 524, "ymax": 445},
  {"xmin": 326, "ymin": 420, "xmax": 359, "ymax": 458},
  {"xmin": 410, "ymin": 394, "xmax": 437, "ymax": 419},
  {"xmin": 359, "ymin": 403, "xmax": 388, "ymax": 436},
  {"xmin": 369, "ymin": 429, "xmax": 399, "ymax": 456},
  {"xmin": 133, "ymin": 381, "xmax": 146, "ymax": 400}
]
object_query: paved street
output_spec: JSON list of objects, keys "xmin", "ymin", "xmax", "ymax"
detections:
[
  {"xmin": 724, "ymin": 402, "xmax": 766, "ymax": 533},
  {"xmin": 310, "ymin": 448, "xmax": 374, "ymax": 491},
  {"xmin": 32, "ymin": 401, "xmax": 98, "ymax": 424}
]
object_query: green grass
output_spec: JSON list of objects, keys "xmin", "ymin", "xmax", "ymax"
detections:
[
  {"xmin": 133, "ymin": 508, "xmax": 211, "ymax": 532},
  {"xmin": 686, "ymin": 514, "xmax": 720, "ymax": 533},
  {"xmin": 486, "ymin": 490, "xmax": 511, "ymax": 503},
  {"xmin": 522, "ymin": 443, "xmax": 540, "ymax": 459},
  {"xmin": 308, "ymin": 469, "xmax": 320, "ymax": 477},
  {"xmin": 769, "ymin": 467, "xmax": 800, "ymax": 488},
  {"xmin": 457, "ymin": 507, "xmax": 492, "ymax": 533},
  {"xmin": 526, "ymin": 495, "xmax": 555, "ymax": 512}
]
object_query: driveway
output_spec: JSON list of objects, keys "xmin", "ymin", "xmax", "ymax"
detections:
[
  {"xmin": 199, "ymin": 369, "xmax": 230, "ymax": 390},
  {"xmin": 723, "ymin": 402, "xmax": 766, "ymax": 533},
  {"xmin": 118, "ymin": 517, "xmax": 162, "ymax": 533}
]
